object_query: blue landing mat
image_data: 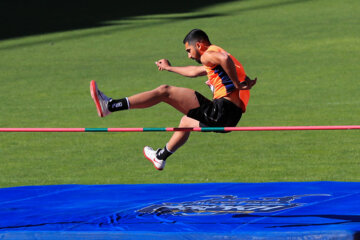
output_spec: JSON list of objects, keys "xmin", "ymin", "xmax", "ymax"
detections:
[{"xmin": 0, "ymin": 182, "xmax": 359, "ymax": 239}]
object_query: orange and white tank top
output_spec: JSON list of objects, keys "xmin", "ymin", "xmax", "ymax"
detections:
[{"xmin": 204, "ymin": 45, "xmax": 250, "ymax": 112}]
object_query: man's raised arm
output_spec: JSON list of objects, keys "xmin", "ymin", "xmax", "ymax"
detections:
[{"xmin": 155, "ymin": 59, "xmax": 207, "ymax": 78}]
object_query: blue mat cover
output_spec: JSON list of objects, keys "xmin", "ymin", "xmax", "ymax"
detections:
[{"xmin": 0, "ymin": 182, "xmax": 359, "ymax": 239}]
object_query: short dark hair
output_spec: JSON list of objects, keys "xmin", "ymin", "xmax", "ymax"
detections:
[{"xmin": 183, "ymin": 29, "xmax": 211, "ymax": 45}]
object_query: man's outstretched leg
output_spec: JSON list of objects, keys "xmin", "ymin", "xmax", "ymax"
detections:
[{"xmin": 90, "ymin": 80, "xmax": 199, "ymax": 117}]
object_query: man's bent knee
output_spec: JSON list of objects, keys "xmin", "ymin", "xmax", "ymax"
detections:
[{"xmin": 156, "ymin": 84, "xmax": 171, "ymax": 97}]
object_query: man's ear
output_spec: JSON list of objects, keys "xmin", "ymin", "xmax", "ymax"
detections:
[
  {"xmin": 197, "ymin": 42, "xmax": 206, "ymax": 52},
  {"xmin": 195, "ymin": 42, "xmax": 201, "ymax": 50}
]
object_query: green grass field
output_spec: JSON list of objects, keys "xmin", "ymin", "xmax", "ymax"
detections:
[{"xmin": 0, "ymin": 0, "xmax": 359, "ymax": 188}]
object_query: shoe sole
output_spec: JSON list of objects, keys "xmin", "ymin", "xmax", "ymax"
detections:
[
  {"xmin": 90, "ymin": 80, "xmax": 104, "ymax": 117},
  {"xmin": 143, "ymin": 147, "xmax": 163, "ymax": 171}
]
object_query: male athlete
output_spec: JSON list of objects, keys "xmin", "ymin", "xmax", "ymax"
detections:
[{"xmin": 90, "ymin": 29, "xmax": 256, "ymax": 171}]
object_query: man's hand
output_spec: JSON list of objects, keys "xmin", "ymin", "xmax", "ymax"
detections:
[
  {"xmin": 155, "ymin": 59, "xmax": 171, "ymax": 71},
  {"xmin": 239, "ymin": 76, "xmax": 257, "ymax": 90}
]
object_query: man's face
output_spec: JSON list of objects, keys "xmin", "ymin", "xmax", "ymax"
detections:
[{"xmin": 185, "ymin": 42, "xmax": 201, "ymax": 64}]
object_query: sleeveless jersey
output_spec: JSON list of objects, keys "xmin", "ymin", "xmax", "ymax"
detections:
[{"xmin": 204, "ymin": 45, "xmax": 250, "ymax": 112}]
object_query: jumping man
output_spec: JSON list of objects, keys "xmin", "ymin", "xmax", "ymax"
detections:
[{"xmin": 90, "ymin": 29, "xmax": 257, "ymax": 171}]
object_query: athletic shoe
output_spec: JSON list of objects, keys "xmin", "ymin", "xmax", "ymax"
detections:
[
  {"xmin": 90, "ymin": 80, "xmax": 111, "ymax": 117},
  {"xmin": 143, "ymin": 146, "xmax": 166, "ymax": 171}
]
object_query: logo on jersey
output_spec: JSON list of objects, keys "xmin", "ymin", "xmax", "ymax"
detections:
[{"xmin": 137, "ymin": 194, "xmax": 330, "ymax": 216}]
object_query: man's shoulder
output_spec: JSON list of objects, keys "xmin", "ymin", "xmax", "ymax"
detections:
[
  {"xmin": 206, "ymin": 45, "xmax": 226, "ymax": 53},
  {"xmin": 202, "ymin": 45, "xmax": 230, "ymax": 68}
]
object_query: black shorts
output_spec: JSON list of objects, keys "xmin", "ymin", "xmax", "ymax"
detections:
[{"xmin": 187, "ymin": 91, "xmax": 243, "ymax": 131}]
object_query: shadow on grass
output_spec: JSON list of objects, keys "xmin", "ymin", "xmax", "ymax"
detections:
[
  {"xmin": 0, "ymin": 0, "xmax": 311, "ymax": 51},
  {"xmin": 1, "ymin": 0, "xmax": 312, "ymax": 41},
  {"xmin": 0, "ymin": 0, "xmax": 236, "ymax": 41}
]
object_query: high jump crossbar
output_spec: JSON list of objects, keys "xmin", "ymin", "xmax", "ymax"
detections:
[{"xmin": 0, "ymin": 125, "xmax": 360, "ymax": 132}]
